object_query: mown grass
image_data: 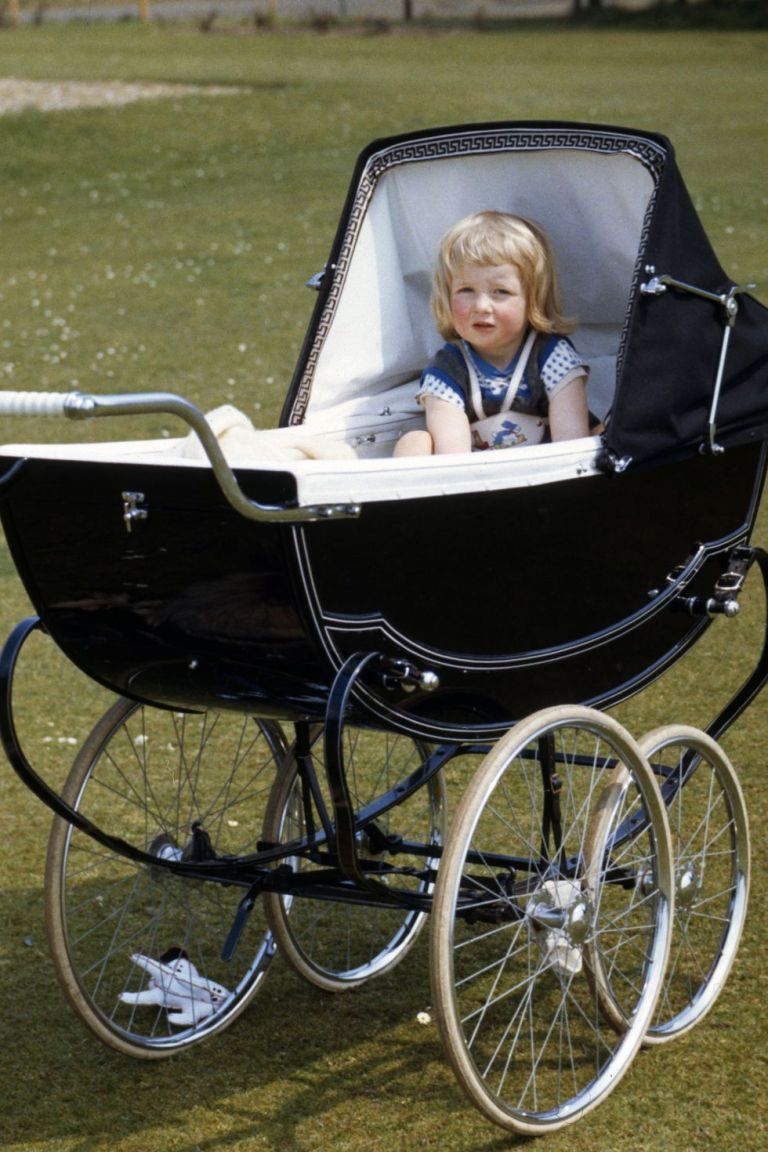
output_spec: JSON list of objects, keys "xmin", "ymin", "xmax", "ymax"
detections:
[{"xmin": 0, "ymin": 21, "xmax": 767, "ymax": 1152}]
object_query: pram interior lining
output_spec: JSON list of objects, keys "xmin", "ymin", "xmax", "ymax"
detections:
[{"xmin": 288, "ymin": 141, "xmax": 659, "ymax": 453}]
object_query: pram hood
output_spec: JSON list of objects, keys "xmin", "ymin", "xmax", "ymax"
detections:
[{"xmin": 282, "ymin": 121, "xmax": 768, "ymax": 470}]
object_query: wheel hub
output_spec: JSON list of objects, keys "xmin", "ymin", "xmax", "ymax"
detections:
[
  {"xmin": 526, "ymin": 879, "xmax": 593, "ymax": 977},
  {"xmin": 147, "ymin": 832, "xmax": 183, "ymax": 881},
  {"xmin": 676, "ymin": 860, "xmax": 700, "ymax": 912}
]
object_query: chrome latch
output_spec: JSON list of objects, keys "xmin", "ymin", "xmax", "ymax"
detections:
[{"xmin": 122, "ymin": 490, "xmax": 148, "ymax": 533}]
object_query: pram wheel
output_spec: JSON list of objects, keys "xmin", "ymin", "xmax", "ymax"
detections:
[
  {"xmin": 430, "ymin": 705, "xmax": 673, "ymax": 1135},
  {"xmin": 637, "ymin": 725, "xmax": 750, "ymax": 1044},
  {"xmin": 263, "ymin": 724, "xmax": 445, "ymax": 990},
  {"xmin": 45, "ymin": 698, "xmax": 287, "ymax": 1058}
]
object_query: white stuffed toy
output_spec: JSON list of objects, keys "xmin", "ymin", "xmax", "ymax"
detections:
[{"xmin": 119, "ymin": 947, "xmax": 230, "ymax": 1027}]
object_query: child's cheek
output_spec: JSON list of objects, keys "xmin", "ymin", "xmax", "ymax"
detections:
[{"xmin": 451, "ymin": 298, "xmax": 470, "ymax": 328}]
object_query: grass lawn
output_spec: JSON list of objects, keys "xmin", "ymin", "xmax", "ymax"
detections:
[{"xmin": 0, "ymin": 19, "xmax": 767, "ymax": 1152}]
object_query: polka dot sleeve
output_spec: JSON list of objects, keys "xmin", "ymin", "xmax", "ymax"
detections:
[
  {"xmin": 541, "ymin": 338, "xmax": 589, "ymax": 398},
  {"xmin": 416, "ymin": 370, "xmax": 466, "ymax": 409}
]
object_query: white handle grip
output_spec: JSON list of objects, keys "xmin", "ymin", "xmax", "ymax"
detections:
[{"xmin": 0, "ymin": 390, "xmax": 82, "ymax": 417}]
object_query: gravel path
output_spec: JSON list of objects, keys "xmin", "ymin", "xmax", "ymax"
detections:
[{"xmin": 0, "ymin": 77, "xmax": 244, "ymax": 115}]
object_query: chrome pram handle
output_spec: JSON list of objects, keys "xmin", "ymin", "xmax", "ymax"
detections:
[{"xmin": 0, "ymin": 389, "xmax": 360, "ymax": 524}]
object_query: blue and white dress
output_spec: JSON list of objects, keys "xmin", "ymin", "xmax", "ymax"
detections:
[{"xmin": 417, "ymin": 332, "xmax": 588, "ymax": 450}]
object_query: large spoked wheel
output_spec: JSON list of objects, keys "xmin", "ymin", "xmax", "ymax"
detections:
[
  {"xmin": 45, "ymin": 698, "xmax": 288, "ymax": 1058},
  {"xmin": 430, "ymin": 705, "xmax": 674, "ymax": 1136},
  {"xmin": 263, "ymin": 724, "xmax": 446, "ymax": 991},
  {"xmin": 638, "ymin": 725, "xmax": 750, "ymax": 1045}
]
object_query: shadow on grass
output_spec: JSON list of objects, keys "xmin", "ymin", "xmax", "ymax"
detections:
[{"xmin": 0, "ymin": 880, "xmax": 518, "ymax": 1150}]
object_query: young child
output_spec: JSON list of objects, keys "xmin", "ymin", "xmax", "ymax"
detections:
[{"xmin": 394, "ymin": 211, "xmax": 591, "ymax": 456}]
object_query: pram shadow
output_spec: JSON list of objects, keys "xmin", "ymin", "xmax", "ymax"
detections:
[{"xmin": 0, "ymin": 884, "xmax": 517, "ymax": 1150}]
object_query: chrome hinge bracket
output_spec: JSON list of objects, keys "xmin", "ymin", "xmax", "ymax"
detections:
[
  {"xmin": 305, "ymin": 263, "xmax": 336, "ymax": 290},
  {"xmin": 379, "ymin": 657, "xmax": 440, "ymax": 694},
  {"xmin": 122, "ymin": 490, "xmax": 148, "ymax": 533},
  {"xmin": 670, "ymin": 546, "xmax": 754, "ymax": 618}
]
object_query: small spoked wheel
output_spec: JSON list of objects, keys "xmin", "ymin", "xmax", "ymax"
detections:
[
  {"xmin": 263, "ymin": 724, "xmax": 446, "ymax": 991},
  {"xmin": 45, "ymin": 698, "xmax": 288, "ymax": 1058},
  {"xmin": 430, "ymin": 705, "xmax": 673, "ymax": 1136},
  {"xmin": 637, "ymin": 725, "xmax": 750, "ymax": 1044}
]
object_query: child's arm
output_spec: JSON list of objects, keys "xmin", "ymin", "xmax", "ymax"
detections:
[
  {"xmin": 423, "ymin": 395, "xmax": 472, "ymax": 454},
  {"xmin": 548, "ymin": 376, "xmax": 591, "ymax": 442}
]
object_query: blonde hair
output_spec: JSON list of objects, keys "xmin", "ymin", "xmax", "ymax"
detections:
[{"xmin": 430, "ymin": 210, "xmax": 575, "ymax": 340}]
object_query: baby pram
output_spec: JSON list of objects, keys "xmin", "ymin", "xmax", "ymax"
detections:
[{"xmin": 1, "ymin": 121, "xmax": 767, "ymax": 1135}]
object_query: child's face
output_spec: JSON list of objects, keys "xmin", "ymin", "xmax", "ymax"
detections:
[{"xmin": 449, "ymin": 262, "xmax": 528, "ymax": 369}]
